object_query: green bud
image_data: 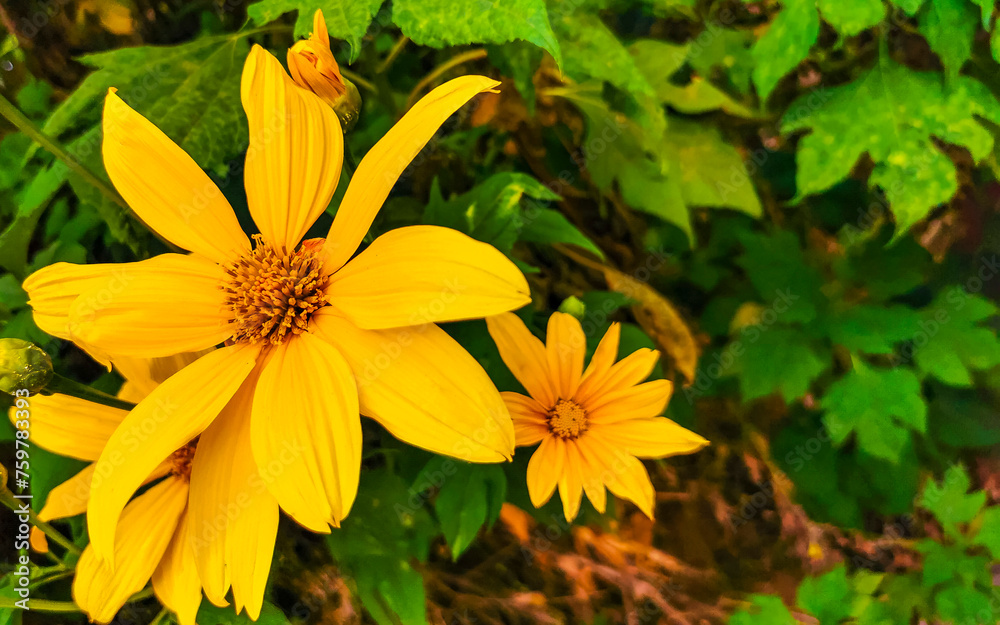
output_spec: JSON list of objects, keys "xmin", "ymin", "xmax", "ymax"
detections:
[
  {"xmin": 558, "ymin": 296, "xmax": 587, "ymax": 320},
  {"xmin": 0, "ymin": 338, "xmax": 53, "ymax": 395}
]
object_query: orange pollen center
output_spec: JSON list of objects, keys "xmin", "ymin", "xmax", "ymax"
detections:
[
  {"xmin": 222, "ymin": 235, "xmax": 330, "ymax": 345},
  {"xmin": 547, "ymin": 399, "xmax": 588, "ymax": 439},
  {"xmin": 170, "ymin": 440, "xmax": 197, "ymax": 481}
]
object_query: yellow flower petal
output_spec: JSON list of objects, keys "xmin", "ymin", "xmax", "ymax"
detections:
[
  {"xmin": 73, "ymin": 476, "xmax": 188, "ymax": 623},
  {"xmin": 575, "ymin": 348, "xmax": 660, "ymax": 406},
  {"xmin": 103, "ymin": 90, "xmax": 249, "ymax": 264},
  {"xmin": 558, "ymin": 442, "xmax": 585, "ymax": 522},
  {"xmin": 250, "ymin": 333, "xmax": 361, "ymax": 532},
  {"xmin": 69, "ymin": 253, "xmax": 232, "ymax": 358},
  {"xmin": 592, "ymin": 417, "xmax": 708, "ymax": 459},
  {"xmin": 188, "ymin": 370, "xmax": 278, "ymax": 615},
  {"xmin": 577, "ymin": 322, "xmax": 620, "ymax": 397},
  {"xmin": 586, "ymin": 379, "xmax": 673, "ymax": 424},
  {"xmin": 112, "ymin": 351, "xmax": 207, "ymax": 399},
  {"xmin": 583, "ymin": 436, "xmax": 655, "ymax": 518},
  {"xmin": 327, "ymin": 225, "xmax": 530, "ymax": 330},
  {"xmin": 18, "ymin": 394, "xmax": 127, "ymax": 461},
  {"xmin": 24, "ymin": 262, "xmax": 126, "ymax": 366},
  {"xmin": 485, "ymin": 313, "xmax": 556, "ymax": 407},
  {"xmin": 502, "ymin": 391, "xmax": 549, "ymax": 447},
  {"xmin": 88, "ymin": 344, "xmax": 259, "ymax": 562},
  {"xmin": 545, "ymin": 312, "xmax": 586, "ymax": 400},
  {"xmin": 323, "ymin": 76, "xmax": 500, "ymax": 270},
  {"xmin": 35, "ymin": 463, "xmax": 95, "ymax": 534},
  {"xmin": 525, "ymin": 435, "xmax": 563, "ymax": 509},
  {"xmin": 241, "ymin": 45, "xmax": 343, "ymax": 250},
  {"xmin": 152, "ymin": 513, "xmax": 203, "ymax": 625},
  {"xmin": 314, "ymin": 312, "xmax": 515, "ymax": 462},
  {"xmin": 575, "ymin": 439, "xmax": 607, "ymax": 514}
]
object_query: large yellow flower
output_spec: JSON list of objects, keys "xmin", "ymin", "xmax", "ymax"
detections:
[
  {"xmin": 486, "ymin": 312, "xmax": 709, "ymax": 521},
  {"xmin": 23, "ymin": 45, "xmax": 528, "ymax": 569},
  {"xmin": 12, "ymin": 353, "xmax": 275, "ymax": 624}
]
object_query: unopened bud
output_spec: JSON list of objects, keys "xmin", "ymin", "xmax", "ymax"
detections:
[
  {"xmin": 287, "ymin": 10, "xmax": 362, "ymax": 130},
  {"xmin": 0, "ymin": 339, "xmax": 53, "ymax": 395}
]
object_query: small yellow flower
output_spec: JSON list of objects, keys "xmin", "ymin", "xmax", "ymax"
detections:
[
  {"xmin": 10, "ymin": 353, "xmax": 278, "ymax": 624},
  {"xmin": 486, "ymin": 312, "xmax": 709, "ymax": 522},
  {"xmin": 23, "ymin": 45, "xmax": 527, "ymax": 573},
  {"xmin": 287, "ymin": 10, "xmax": 362, "ymax": 129}
]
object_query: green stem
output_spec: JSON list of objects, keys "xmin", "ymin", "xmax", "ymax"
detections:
[
  {"xmin": 0, "ymin": 596, "xmax": 81, "ymax": 612},
  {"xmin": 376, "ymin": 35, "xmax": 410, "ymax": 74},
  {"xmin": 0, "ymin": 93, "xmax": 129, "ymax": 216},
  {"xmin": 148, "ymin": 606, "xmax": 171, "ymax": 625},
  {"xmin": 0, "ymin": 488, "xmax": 81, "ymax": 555},
  {"xmin": 341, "ymin": 68, "xmax": 378, "ymax": 94},
  {"xmin": 43, "ymin": 373, "xmax": 136, "ymax": 411}
]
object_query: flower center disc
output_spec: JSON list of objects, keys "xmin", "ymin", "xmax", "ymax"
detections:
[
  {"xmin": 170, "ymin": 440, "xmax": 198, "ymax": 481},
  {"xmin": 548, "ymin": 399, "xmax": 588, "ymax": 439},
  {"xmin": 222, "ymin": 236, "xmax": 330, "ymax": 345}
]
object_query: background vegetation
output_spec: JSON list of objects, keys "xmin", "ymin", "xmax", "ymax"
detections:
[{"xmin": 1, "ymin": 0, "xmax": 1000, "ymax": 623}]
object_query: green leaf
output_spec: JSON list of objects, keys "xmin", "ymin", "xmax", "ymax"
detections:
[
  {"xmin": 934, "ymin": 584, "xmax": 993, "ymax": 624},
  {"xmin": 44, "ymin": 35, "xmax": 250, "ymax": 171},
  {"xmin": 395, "ymin": 0, "xmax": 561, "ymax": 66},
  {"xmin": 750, "ymin": 0, "xmax": 820, "ymax": 102},
  {"xmin": 734, "ymin": 327, "xmax": 831, "ymax": 402},
  {"xmin": 663, "ymin": 117, "xmax": 763, "ymax": 218},
  {"xmin": 911, "ymin": 293, "xmax": 1000, "ymax": 387},
  {"xmin": 821, "ymin": 361, "xmax": 927, "ymax": 463},
  {"xmin": 419, "ymin": 459, "xmax": 507, "ymax": 559},
  {"xmin": 971, "ymin": 0, "xmax": 994, "ymax": 27},
  {"xmin": 422, "ymin": 173, "xmax": 570, "ymax": 255},
  {"xmin": 687, "ymin": 29, "xmax": 755, "ymax": 94},
  {"xmin": 821, "ymin": 304, "xmax": 922, "ymax": 354},
  {"xmin": 354, "ymin": 558, "xmax": 428, "ymax": 625},
  {"xmin": 554, "ymin": 14, "xmax": 650, "ymax": 95},
  {"xmin": 629, "ymin": 39, "xmax": 691, "ymax": 89},
  {"xmin": 247, "ymin": 0, "xmax": 384, "ymax": 61},
  {"xmin": 914, "ymin": 540, "xmax": 991, "ymax": 587},
  {"xmin": 520, "ymin": 207, "xmax": 604, "ymax": 258},
  {"xmin": 892, "ymin": 0, "xmax": 926, "ymax": 15},
  {"xmin": 657, "ymin": 78, "xmax": 757, "ymax": 117},
  {"xmin": 729, "ymin": 595, "xmax": 796, "ymax": 625},
  {"xmin": 919, "ymin": 464, "xmax": 987, "ymax": 534},
  {"xmin": 972, "ymin": 506, "xmax": 1000, "ymax": 559},
  {"xmin": 918, "ymin": 0, "xmax": 978, "ymax": 82},
  {"xmin": 737, "ymin": 230, "xmax": 824, "ymax": 324},
  {"xmin": 0, "ymin": 160, "xmax": 66, "ymax": 276},
  {"xmin": 196, "ymin": 601, "xmax": 290, "ymax": 624},
  {"xmin": 817, "ymin": 0, "xmax": 886, "ymax": 36},
  {"xmin": 929, "ymin": 385, "xmax": 1000, "ymax": 448},
  {"xmin": 796, "ymin": 565, "xmax": 853, "ymax": 625},
  {"xmin": 783, "ymin": 61, "xmax": 1000, "ymax": 234}
]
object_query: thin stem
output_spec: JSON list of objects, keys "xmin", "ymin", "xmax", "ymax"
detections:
[
  {"xmin": 0, "ymin": 596, "xmax": 81, "ymax": 612},
  {"xmin": 376, "ymin": 35, "xmax": 410, "ymax": 74},
  {"xmin": 405, "ymin": 49, "xmax": 489, "ymax": 109},
  {"xmin": 0, "ymin": 489, "xmax": 81, "ymax": 555},
  {"xmin": 341, "ymin": 68, "xmax": 378, "ymax": 94},
  {"xmin": 148, "ymin": 606, "xmax": 171, "ymax": 625},
  {"xmin": 0, "ymin": 94, "xmax": 128, "ymax": 216},
  {"xmin": 43, "ymin": 373, "xmax": 137, "ymax": 411}
]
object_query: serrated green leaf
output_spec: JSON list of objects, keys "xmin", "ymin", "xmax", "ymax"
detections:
[
  {"xmin": 918, "ymin": 0, "xmax": 977, "ymax": 83},
  {"xmin": 914, "ymin": 540, "xmax": 990, "ymax": 587},
  {"xmin": 751, "ymin": 0, "xmax": 820, "ymax": 102},
  {"xmin": 663, "ymin": 117, "xmax": 763, "ymax": 218},
  {"xmin": 737, "ymin": 230, "xmax": 824, "ymax": 323},
  {"xmin": 821, "ymin": 304, "xmax": 922, "ymax": 354},
  {"xmin": 821, "ymin": 361, "xmax": 927, "ymax": 463},
  {"xmin": 912, "ymin": 293, "xmax": 1000, "ymax": 387},
  {"xmin": 919, "ymin": 464, "xmax": 986, "ymax": 534},
  {"xmin": 934, "ymin": 584, "xmax": 993, "ymax": 624},
  {"xmin": 817, "ymin": 0, "xmax": 886, "ymax": 36},
  {"xmin": 395, "ymin": 0, "xmax": 560, "ymax": 66},
  {"xmin": 971, "ymin": 0, "xmax": 994, "ymax": 27},
  {"xmin": 354, "ymin": 558, "xmax": 428, "ymax": 625},
  {"xmin": 554, "ymin": 14, "xmax": 651, "ymax": 95},
  {"xmin": 797, "ymin": 565, "xmax": 853, "ymax": 625},
  {"xmin": 247, "ymin": 0, "xmax": 383, "ymax": 61},
  {"xmin": 972, "ymin": 506, "xmax": 1000, "ymax": 559},
  {"xmin": 783, "ymin": 61, "xmax": 1000, "ymax": 234},
  {"xmin": 734, "ymin": 327, "xmax": 830, "ymax": 402}
]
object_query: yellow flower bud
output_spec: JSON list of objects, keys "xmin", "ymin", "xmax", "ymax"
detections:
[
  {"xmin": 287, "ymin": 10, "xmax": 362, "ymax": 130},
  {"xmin": 0, "ymin": 338, "xmax": 53, "ymax": 395}
]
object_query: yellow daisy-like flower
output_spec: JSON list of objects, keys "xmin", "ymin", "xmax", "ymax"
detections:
[
  {"xmin": 486, "ymin": 312, "xmax": 709, "ymax": 522},
  {"xmin": 12, "ymin": 353, "xmax": 274, "ymax": 624},
  {"xmin": 23, "ymin": 45, "xmax": 528, "ymax": 570}
]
